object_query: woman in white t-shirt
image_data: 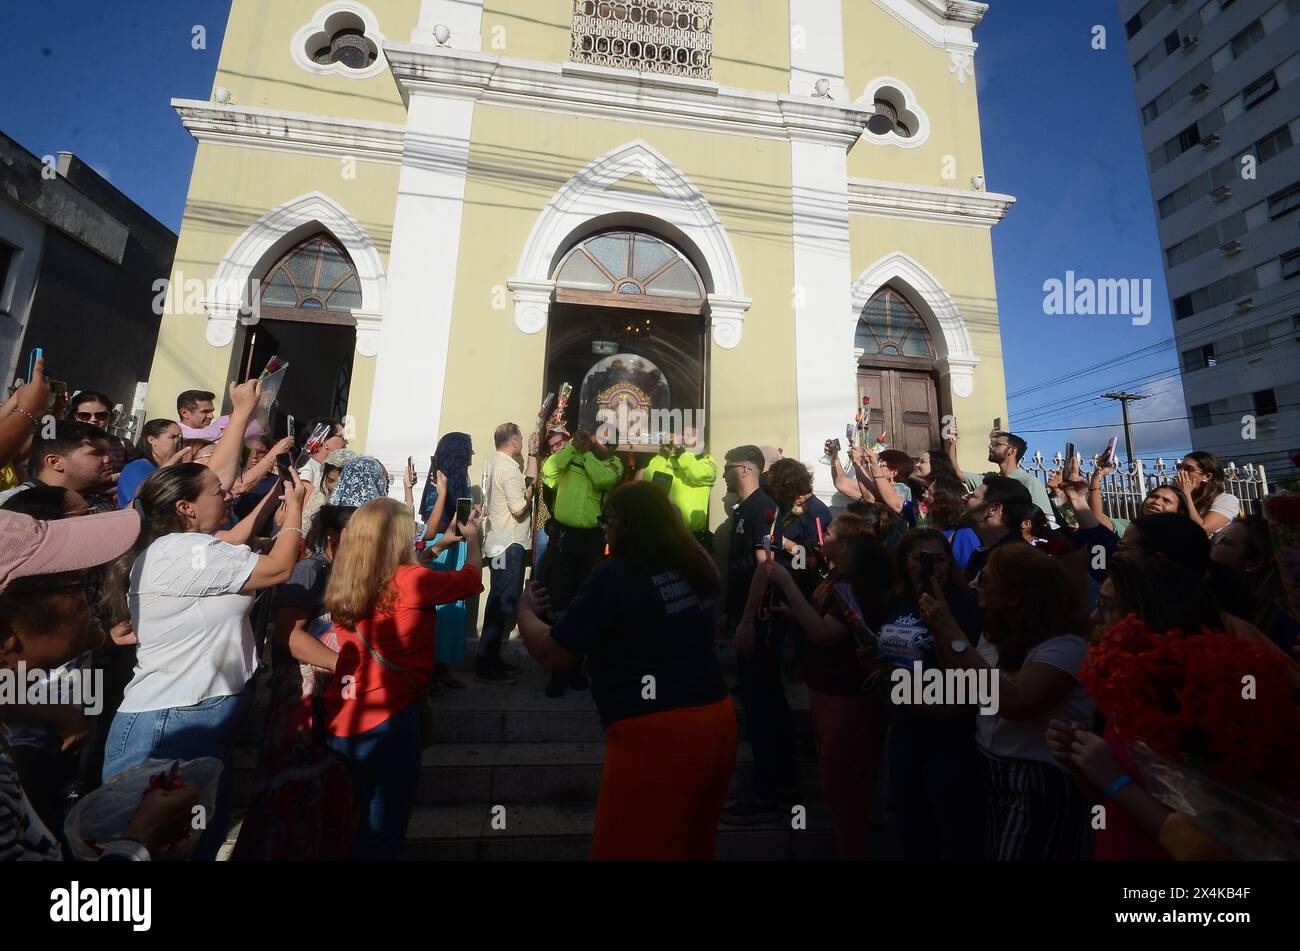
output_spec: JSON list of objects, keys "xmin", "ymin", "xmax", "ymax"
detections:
[
  {"xmin": 920, "ymin": 543, "xmax": 1094, "ymax": 861},
  {"xmin": 102, "ymin": 462, "xmax": 306, "ymax": 860},
  {"xmin": 1174, "ymin": 451, "xmax": 1240, "ymax": 536}
]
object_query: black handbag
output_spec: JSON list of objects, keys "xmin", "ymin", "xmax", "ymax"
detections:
[{"xmin": 351, "ymin": 631, "xmax": 436, "ymax": 750}]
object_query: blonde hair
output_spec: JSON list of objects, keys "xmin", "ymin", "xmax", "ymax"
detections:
[{"xmin": 324, "ymin": 497, "xmax": 416, "ymax": 630}]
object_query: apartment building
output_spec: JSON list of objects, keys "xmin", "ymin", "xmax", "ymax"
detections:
[{"xmin": 1123, "ymin": 0, "xmax": 1300, "ymax": 476}]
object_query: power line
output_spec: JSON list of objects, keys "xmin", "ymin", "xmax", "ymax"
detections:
[
  {"xmin": 1009, "ymin": 298, "xmax": 1300, "ymax": 426},
  {"xmin": 1013, "ymin": 399, "xmax": 1300, "ymax": 433},
  {"xmin": 1007, "ymin": 285, "xmax": 1300, "ymax": 404}
]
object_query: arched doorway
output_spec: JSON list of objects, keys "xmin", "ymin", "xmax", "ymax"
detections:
[
  {"xmin": 236, "ymin": 233, "xmax": 359, "ymax": 427},
  {"xmin": 543, "ymin": 230, "xmax": 709, "ymax": 471},
  {"xmin": 855, "ymin": 286, "xmax": 941, "ymax": 459}
]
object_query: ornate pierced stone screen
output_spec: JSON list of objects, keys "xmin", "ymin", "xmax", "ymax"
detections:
[{"xmin": 570, "ymin": 0, "xmax": 713, "ymax": 80}]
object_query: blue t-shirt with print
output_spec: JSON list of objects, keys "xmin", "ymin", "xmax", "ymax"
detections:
[{"xmin": 550, "ymin": 557, "xmax": 728, "ymax": 728}]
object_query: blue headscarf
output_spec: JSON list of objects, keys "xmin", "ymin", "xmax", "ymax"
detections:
[
  {"xmin": 420, "ymin": 433, "xmax": 473, "ymax": 533},
  {"xmin": 329, "ymin": 456, "xmax": 390, "ymax": 507}
]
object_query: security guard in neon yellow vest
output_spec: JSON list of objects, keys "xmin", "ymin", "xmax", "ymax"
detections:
[
  {"xmin": 538, "ymin": 424, "xmax": 624, "ymax": 697},
  {"xmin": 641, "ymin": 426, "xmax": 716, "ymax": 551}
]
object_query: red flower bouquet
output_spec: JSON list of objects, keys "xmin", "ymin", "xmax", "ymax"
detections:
[{"xmin": 1083, "ymin": 615, "xmax": 1300, "ymax": 858}]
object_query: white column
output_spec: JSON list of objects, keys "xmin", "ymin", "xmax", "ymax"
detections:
[
  {"xmin": 413, "ymin": 0, "xmax": 485, "ymax": 50},
  {"xmin": 790, "ymin": 136, "xmax": 857, "ymax": 504},
  {"xmin": 364, "ymin": 90, "xmax": 477, "ymax": 476},
  {"xmin": 788, "ymin": 0, "xmax": 849, "ymax": 101}
]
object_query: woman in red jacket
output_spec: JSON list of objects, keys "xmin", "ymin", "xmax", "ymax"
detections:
[{"xmin": 322, "ymin": 497, "xmax": 484, "ymax": 860}]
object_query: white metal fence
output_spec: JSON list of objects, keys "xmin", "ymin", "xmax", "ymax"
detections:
[{"xmin": 1020, "ymin": 453, "xmax": 1270, "ymax": 521}]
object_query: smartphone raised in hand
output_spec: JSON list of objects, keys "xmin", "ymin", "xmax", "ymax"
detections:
[
  {"xmin": 1065, "ymin": 442, "xmax": 1076, "ymax": 471},
  {"xmin": 27, "ymin": 348, "xmax": 43, "ymax": 383},
  {"xmin": 455, "ymin": 497, "xmax": 472, "ymax": 528},
  {"xmin": 1098, "ymin": 436, "xmax": 1119, "ymax": 468},
  {"xmin": 652, "ymin": 471, "xmax": 674, "ymax": 493},
  {"xmin": 919, "ymin": 551, "xmax": 937, "ymax": 594},
  {"xmin": 275, "ymin": 453, "xmax": 294, "ymax": 482}
]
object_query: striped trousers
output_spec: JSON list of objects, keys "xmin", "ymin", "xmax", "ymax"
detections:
[{"xmin": 979, "ymin": 747, "xmax": 1091, "ymax": 861}]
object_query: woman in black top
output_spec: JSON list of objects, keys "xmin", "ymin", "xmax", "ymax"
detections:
[{"xmin": 518, "ymin": 481, "xmax": 735, "ymax": 860}]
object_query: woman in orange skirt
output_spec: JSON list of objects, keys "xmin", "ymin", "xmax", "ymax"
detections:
[{"xmin": 519, "ymin": 481, "xmax": 737, "ymax": 860}]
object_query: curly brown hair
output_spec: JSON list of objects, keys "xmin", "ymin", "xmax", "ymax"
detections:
[{"xmin": 765, "ymin": 458, "xmax": 814, "ymax": 507}]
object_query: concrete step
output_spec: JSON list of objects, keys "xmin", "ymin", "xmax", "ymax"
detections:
[
  {"xmin": 238, "ymin": 643, "xmax": 811, "ymax": 748},
  {"xmin": 232, "ymin": 739, "xmax": 822, "ymax": 809},
  {"xmin": 219, "ymin": 800, "xmax": 903, "ymax": 861},
  {"xmin": 395, "ymin": 801, "xmax": 843, "ymax": 861}
]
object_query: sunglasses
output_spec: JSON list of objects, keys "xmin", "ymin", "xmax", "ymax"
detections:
[{"xmin": 74, "ymin": 411, "xmax": 112, "ymax": 423}]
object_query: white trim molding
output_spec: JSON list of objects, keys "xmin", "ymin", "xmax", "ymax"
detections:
[
  {"xmin": 203, "ymin": 192, "xmax": 387, "ymax": 356},
  {"xmin": 508, "ymin": 140, "xmax": 752, "ymax": 349},
  {"xmin": 789, "ymin": 0, "xmax": 850, "ymax": 101},
  {"xmin": 384, "ymin": 44, "xmax": 873, "ymax": 147},
  {"xmin": 364, "ymin": 89, "xmax": 476, "ymax": 474},
  {"xmin": 791, "ymin": 136, "xmax": 856, "ymax": 504},
  {"xmin": 412, "ymin": 0, "xmax": 485, "ymax": 50},
  {"xmin": 851, "ymin": 251, "xmax": 981, "ymax": 399},
  {"xmin": 291, "ymin": 2, "xmax": 389, "ymax": 81},
  {"xmin": 871, "ymin": 0, "xmax": 986, "ymax": 54},
  {"xmin": 948, "ymin": 50, "xmax": 975, "ymax": 85},
  {"xmin": 857, "ymin": 77, "xmax": 930, "ymax": 149},
  {"xmin": 848, "ymin": 178, "xmax": 1015, "ymax": 228},
  {"xmin": 172, "ymin": 99, "xmax": 406, "ymax": 165}
]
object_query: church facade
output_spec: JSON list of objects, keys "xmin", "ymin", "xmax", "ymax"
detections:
[{"xmin": 148, "ymin": 0, "xmax": 1015, "ymax": 511}]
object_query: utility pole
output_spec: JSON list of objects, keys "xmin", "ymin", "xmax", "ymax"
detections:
[{"xmin": 1101, "ymin": 392, "xmax": 1149, "ymax": 467}]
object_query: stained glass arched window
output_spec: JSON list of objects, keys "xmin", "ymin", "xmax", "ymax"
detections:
[
  {"xmin": 554, "ymin": 232, "xmax": 705, "ymax": 310},
  {"xmin": 855, "ymin": 287, "xmax": 935, "ymax": 360},
  {"xmin": 259, "ymin": 235, "xmax": 362, "ymax": 322}
]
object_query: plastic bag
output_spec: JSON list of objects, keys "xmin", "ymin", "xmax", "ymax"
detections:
[
  {"xmin": 64, "ymin": 757, "xmax": 223, "ymax": 862},
  {"xmin": 1130, "ymin": 742, "xmax": 1300, "ymax": 861},
  {"xmin": 251, "ymin": 364, "xmax": 289, "ymax": 435}
]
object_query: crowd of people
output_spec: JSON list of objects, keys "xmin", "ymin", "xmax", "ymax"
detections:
[{"xmin": 1, "ymin": 354, "xmax": 1297, "ymax": 862}]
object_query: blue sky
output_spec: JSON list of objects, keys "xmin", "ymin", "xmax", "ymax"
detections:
[{"xmin": 0, "ymin": 0, "xmax": 1193, "ymax": 467}]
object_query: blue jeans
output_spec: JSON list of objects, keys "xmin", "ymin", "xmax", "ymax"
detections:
[
  {"xmin": 103, "ymin": 684, "xmax": 255, "ymax": 861},
  {"xmin": 479, "ymin": 543, "xmax": 527, "ymax": 667},
  {"xmin": 533, "ymin": 523, "xmax": 551, "ymax": 577},
  {"xmin": 325, "ymin": 701, "xmax": 422, "ymax": 861},
  {"xmin": 735, "ymin": 618, "xmax": 797, "ymax": 802}
]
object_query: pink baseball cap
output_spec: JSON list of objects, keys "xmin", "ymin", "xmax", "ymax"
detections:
[{"xmin": 0, "ymin": 509, "xmax": 141, "ymax": 593}]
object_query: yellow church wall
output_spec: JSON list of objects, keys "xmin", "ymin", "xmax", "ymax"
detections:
[
  {"xmin": 841, "ymin": 2, "xmax": 988, "ymax": 191},
  {"xmin": 145, "ymin": 142, "xmax": 402, "ymax": 452},
  {"xmin": 482, "ymin": 0, "xmax": 791, "ymax": 95},
  {"xmin": 439, "ymin": 104, "xmax": 798, "ymax": 525},
  {"xmin": 849, "ymin": 214, "xmax": 1008, "ymax": 475},
  {"xmin": 209, "ymin": 0, "xmax": 417, "ymax": 124}
]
